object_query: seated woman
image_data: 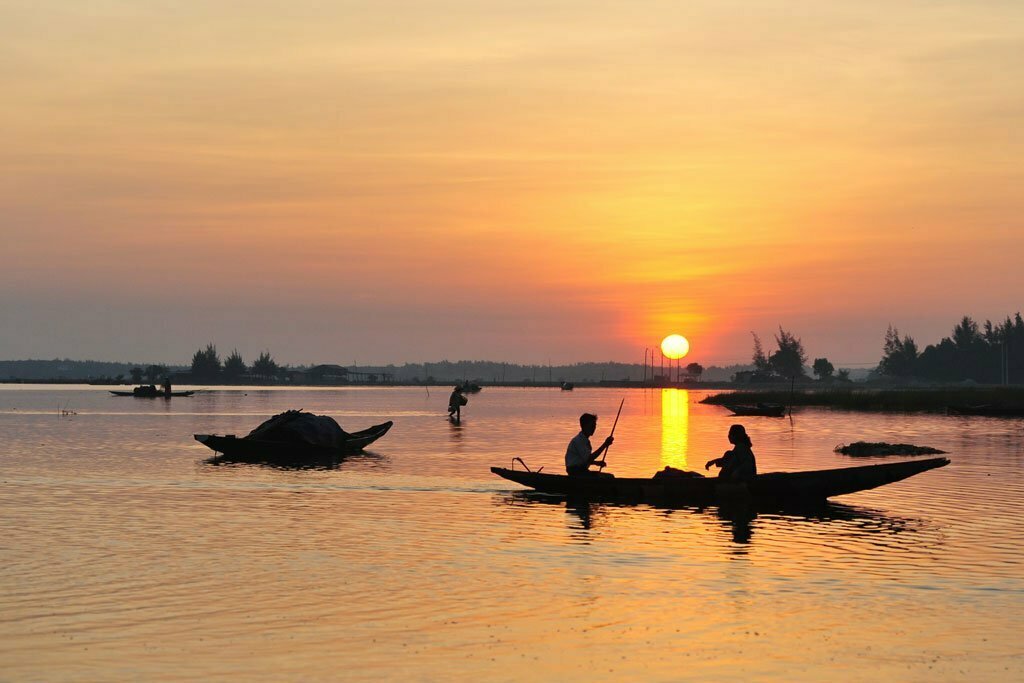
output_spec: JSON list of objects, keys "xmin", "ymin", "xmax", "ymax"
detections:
[{"xmin": 705, "ymin": 424, "xmax": 757, "ymax": 482}]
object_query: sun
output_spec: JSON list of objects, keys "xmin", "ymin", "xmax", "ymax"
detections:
[{"xmin": 661, "ymin": 334, "xmax": 690, "ymax": 360}]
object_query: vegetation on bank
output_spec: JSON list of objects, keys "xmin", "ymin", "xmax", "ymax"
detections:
[
  {"xmin": 738, "ymin": 312, "xmax": 1022, "ymax": 386},
  {"xmin": 880, "ymin": 314, "xmax": 1023, "ymax": 384},
  {"xmin": 700, "ymin": 387, "xmax": 1024, "ymax": 412}
]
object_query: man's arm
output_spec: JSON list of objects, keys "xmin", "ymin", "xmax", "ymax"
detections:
[{"xmin": 589, "ymin": 436, "xmax": 614, "ymax": 465}]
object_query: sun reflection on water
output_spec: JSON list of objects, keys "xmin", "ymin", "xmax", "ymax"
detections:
[{"xmin": 659, "ymin": 388, "xmax": 689, "ymax": 469}]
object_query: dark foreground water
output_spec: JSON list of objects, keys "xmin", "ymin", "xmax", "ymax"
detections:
[{"xmin": 2, "ymin": 385, "xmax": 1023, "ymax": 681}]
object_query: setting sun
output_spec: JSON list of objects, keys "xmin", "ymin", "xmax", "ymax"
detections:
[{"xmin": 661, "ymin": 334, "xmax": 690, "ymax": 360}]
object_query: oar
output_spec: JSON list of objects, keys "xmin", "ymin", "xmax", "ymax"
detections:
[{"xmin": 597, "ymin": 398, "xmax": 625, "ymax": 470}]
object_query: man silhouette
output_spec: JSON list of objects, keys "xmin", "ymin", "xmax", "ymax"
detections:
[{"xmin": 565, "ymin": 413, "xmax": 614, "ymax": 475}]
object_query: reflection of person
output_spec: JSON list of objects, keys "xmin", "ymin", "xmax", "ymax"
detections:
[
  {"xmin": 448, "ymin": 386, "xmax": 467, "ymax": 420},
  {"xmin": 565, "ymin": 413, "xmax": 614, "ymax": 475},
  {"xmin": 705, "ymin": 424, "xmax": 757, "ymax": 481}
]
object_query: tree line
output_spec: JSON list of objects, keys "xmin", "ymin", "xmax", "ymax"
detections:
[
  {"xmin": 879, "ymin": 313, "xmax": 1023, "ymax": 383},
  {"xmin": 739, "ymin": 312, "xmax": 1023, "ymax": 385},
  {"xmin": 189, "ymin": 344, "xmax": 280, "ymax": 381},
  {"xmin": 184, "ymin": 314, "xmax": 1024, "ymax": 386},
  {"xmin": 736, "ymin": 327, "xmax": 851, "ymax": 383}
]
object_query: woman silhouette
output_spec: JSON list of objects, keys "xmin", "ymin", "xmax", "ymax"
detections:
[{"xmin": 705, "ymin": 424, "xmax": 757, "ymax": 481}]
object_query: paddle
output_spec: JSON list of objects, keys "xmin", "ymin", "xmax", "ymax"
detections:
[{"xmin": 597, "ymin": 398, "xmax": 625, "ymax": 471}]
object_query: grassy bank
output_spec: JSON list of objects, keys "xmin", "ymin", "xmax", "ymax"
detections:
[{"xmin": 700, "ymin": 386, "xmax": 1024, "ymax": 412}]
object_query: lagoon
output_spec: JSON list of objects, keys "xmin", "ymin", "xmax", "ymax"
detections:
[{"xmin": 2, "ymin": 385, "xmax": 1022, "ymax": 680}]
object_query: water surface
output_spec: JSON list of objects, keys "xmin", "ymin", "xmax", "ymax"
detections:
[{"xmin": 2, "ymin": 386, "xmax": 1022, "ymax": 680}]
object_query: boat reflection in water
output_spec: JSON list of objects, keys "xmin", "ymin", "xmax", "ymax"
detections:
[
  {"xmin": 497, "ymin": 490, "xmax": 920, "ymax": 548},
  {"xmin": 203, "ymin": 449, "xmax": 388, "ymax": 471}
]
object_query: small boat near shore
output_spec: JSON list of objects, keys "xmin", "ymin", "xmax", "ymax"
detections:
[
  {"xmin": 111, "ymin": 386, "xmax": 195, "ymax": 398},
  {"xmin": 723, "ymin": 402, "xmax": 787, "ymax": 417},
  {"xmin": 491, "ymin": 457, "xmax": 949, "ymax": 505},
  {"xmin": 195, "ymin": 409, "xmax": 392, "ymax": 464}
]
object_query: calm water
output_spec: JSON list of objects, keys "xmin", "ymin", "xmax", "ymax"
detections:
[{"xmin": 2, "ymin": 385, "xmax": 1023, "ymax": 681}]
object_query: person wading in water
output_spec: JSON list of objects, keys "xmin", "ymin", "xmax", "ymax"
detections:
[{"xmin": 448, "ymin": 385, "xmax": 467, "ymax": 421}]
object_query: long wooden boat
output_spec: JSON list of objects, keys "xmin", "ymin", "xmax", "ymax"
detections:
[
  {"xmin": 491, "ymin": 457, "xmax": 949, "ymax": 505},
  {"xmin": 111, "ymin": 389, "xmax": 195, "ymax": 397},
  {"xmin": 195, "ymin": 420, "xmax": 393, "ymax": 464},
  {"xmin": 723, "ymin": 403, "xmax": 787, "ymax": 417}
]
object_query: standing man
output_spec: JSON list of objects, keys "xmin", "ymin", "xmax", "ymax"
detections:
[{"xmin": 565, "ymin": 413, "xmax": 614, "ymax": 475}]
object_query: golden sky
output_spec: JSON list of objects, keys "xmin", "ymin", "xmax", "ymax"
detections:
[{"xmin": 2, "ymin": 1, "xmax": 1022, "ymax": 365}]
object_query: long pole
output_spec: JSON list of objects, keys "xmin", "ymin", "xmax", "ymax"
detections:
[
  {"xmin": 598, "ymin": 398, "xmax": 625, "ymax": 470},
  {"xmin": 789, "ymin": 375, "xmax": 795, "ymax": 417}
]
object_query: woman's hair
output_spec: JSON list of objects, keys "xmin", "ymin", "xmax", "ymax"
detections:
[{"xmin": 728, "ymin": 424, "xmax": 752, "ymax": 447}]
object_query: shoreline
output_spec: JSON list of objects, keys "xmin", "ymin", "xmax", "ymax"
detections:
[{"xmin": 700, "ymin": 386, "xmax": 1024, "ymax": 412}]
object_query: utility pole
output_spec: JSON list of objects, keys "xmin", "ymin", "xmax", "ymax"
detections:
[{"xmin": 996, "ymin": 342, "xmax": 1007, "ymax": 385}]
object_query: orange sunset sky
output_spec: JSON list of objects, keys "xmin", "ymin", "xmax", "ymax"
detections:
[{"xmin": 2, "ymin": 1, "xmax": 1021, "ymax": 366}]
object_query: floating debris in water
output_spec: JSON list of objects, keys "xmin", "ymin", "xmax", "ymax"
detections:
[{"xmin": 835, "ymin": 441, "xmax": 946, "ymax": 456}]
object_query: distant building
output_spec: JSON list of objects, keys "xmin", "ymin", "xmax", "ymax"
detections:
[
  {"xmin": 306, "ymin": 364, "xmax": 351, "ymax": 383},
  {"xmin": 291, "ymin": 364, "xmax": 394, "ymax": 384}
]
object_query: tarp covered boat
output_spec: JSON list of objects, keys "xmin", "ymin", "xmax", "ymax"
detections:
[
  {"xmin": 491, "ymin": 457, "xmax": 949, "ymax": 505},
  {"xmin": 195, "ymin": 409, "xmax": 392, "ymax": 464}
]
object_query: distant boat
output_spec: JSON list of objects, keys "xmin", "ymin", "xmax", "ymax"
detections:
[
  {"xmin": 111, "ymin": 385, "xmax": 194, "ymax": 398},
  {"xmin": 561, "ymin": 382, "xmax": 574, "ymax": 391},
  {"xmin": 947, "ymin": 404, "xmax": 1024, "ymax": 418},
  {"xmin": 460, "ymin": 382, "xmax": 482, "ymax": 393},
  {"xmin": 723, "ymin": 403, "xmax": 787, "ymax": 417},
  {"xmin": 195, "ymin": 409, "xmax": 392, "ymax": 464},
  {"xmin": 492, "ymin": 457, "xmax": 950, "ymax": 505}
]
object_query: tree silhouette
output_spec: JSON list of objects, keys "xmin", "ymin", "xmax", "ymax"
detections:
[
  {"xmin": 144, "ymin": 364, "xmax": 168, "ymax": 383},
  {"xmin": 917, "ymin": 315, "xmax": 1003, "ymax": 382},
  {"xmin": 191, "ymin": 343, "xmax": 221, "ymax": 380},
  {"xmin": 130, "ymin": 367, "xmax": 143, "ymax": 383},
  {"xmin": 952, "ymin": 316, "xmax": 981, "ymax": 351},
  {"xmin": 685, "ymin": 362, "xmax": 704, "ymax": 381},
  {"xmin": 812, "ymin": 357, "xmax": 834, "ymax": 381},
  {"xmin": 223, "ymin": 350, "xmax": 246, "ymax": 382},
  {"xmin": 751, "ymin": 332, "xmax": 770, "ymax": 372},
  {"xmin": 769, "ymin": 327, "xmax": 807, "ymax": 379},
  {"xmin": 252, "ymin": 351, "xmax": 278, "ymax": 380},
  {"xmin": 879, "ymin": 325, "xmax": 918, "ymax": 378}
]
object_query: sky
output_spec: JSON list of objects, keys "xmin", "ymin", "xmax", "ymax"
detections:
[{"xmin": 2, "ymin": 1, "xmax": 1022, "ymax": 367}]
